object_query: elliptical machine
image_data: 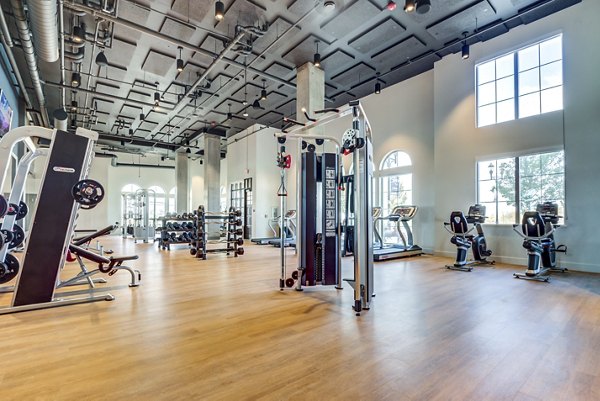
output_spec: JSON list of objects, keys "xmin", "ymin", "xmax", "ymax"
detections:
[
  {"xmin": 513, "ymin": 202, "xmax": 567, "ymax": 282},
  {"xmin": 444, "ymin": 204, "xmax": 494, "ymax": 272}
]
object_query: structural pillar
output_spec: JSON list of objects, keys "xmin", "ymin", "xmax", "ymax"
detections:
[
  {"xmin": 296, "ymin": 62, "xmax": 325, "ymax": 128},
  {"xmin": 295, "ymin": 62, "xmax": 325, "ymax": 272},
  {"xmin": 205, "ymin": 133, "xmax": 221, "ymax": 239},
  {"xmin": 175, "ymin": 152, "xmax": 189, "ymax": 213}
]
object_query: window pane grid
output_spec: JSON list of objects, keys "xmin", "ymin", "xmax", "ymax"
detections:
[
  {"xmin": 477, "ymin": 150, "xmax": 564, "ymax": 224},
  {"xmin": 477, "ymin": 35, "xmax": 562, "ymax": 127}
]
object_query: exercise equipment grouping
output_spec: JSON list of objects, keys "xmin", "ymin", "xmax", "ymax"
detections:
[{"xmin": 190, "ymin": 206, "xmax": 244, "ymax": 259}]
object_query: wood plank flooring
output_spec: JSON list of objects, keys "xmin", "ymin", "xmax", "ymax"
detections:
[{"xmin": 0, "ymin": 239, "xmax": 599, "ymax": 401}]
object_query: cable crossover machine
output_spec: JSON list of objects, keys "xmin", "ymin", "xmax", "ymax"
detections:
[{"xmin": 275, "ymin": 100, "xmax": 374, "ymax": 315}]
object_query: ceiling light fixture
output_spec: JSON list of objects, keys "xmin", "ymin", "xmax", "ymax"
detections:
[
  {"xmin": 95, "ymin": 51, "xmax": 108, "ymax": 67},
  {"xmin": 386, "ymin": 1, "xmax": 397, "ymax": 11},
  {"xmin": 176, "ymin": 46, "xmax": 184, "ymax": 72},
  {"xmin": 260, "ymin": 79, "xmax": 267, "ymax": 101},
  {"xmin": 461, "ymin": 32, "xmax": 470, "ymax": 60},
  {"xmin": 252, "ymin": 99, "xmax": 261, "ymax": 109},
  {"xmin": 215, "ymin": 1, "xmax": 225, "ymax": 20},
  {"xmin": 70, "ymin": 100, "xmax": 78, "ymax": 112},
  {"xmin": 71, "ymin": 72, "xmax": 81, "ymax": 88},
  {"xmin": 129, "ymin": 128, "xmax": 134, "ymax": 136},
  {"xmin": 404, "ymin": 0, "xmax": 415, "ymax": 12},
  {"xmin": 416, "ymin": 0, "xmax": 431, "ymax": 14},
  {"xmin": 375, "ymin": 73, "xmax": 382, "ymax": 94},
  {"xmin": 153, "ymin": 86, "xmax": 160, "ymax": 110},
  {"xmin": 186, "ymin": 147, "xmax": 191, "ymax": 154},
  {"xmin": 243, "ymin": 109, "xmax": 249, "ymax": 117},
  {"xmin": 72, "ymin": 24, "xmax": 85, "ymax": 43},
  {"xmin": 313, "ymin": 40, "xmax": 321, "ymax": 68},
  {"xmin": 324, "ymin": 1, "xmax": 336, "ymax": 11},
  {"xmin": 140, "ymin": 113, "xmax": 145, "ymax": 121}
]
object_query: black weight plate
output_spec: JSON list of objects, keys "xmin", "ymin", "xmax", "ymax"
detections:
[
  {"xmin": 9, "ymin": 225, "xmax": 25, "ymax": 249},
  {"xmin": 0, "ymin": 254, "xmax": 20, "ymax": 284},
  {"xmin": 7, "ymin": 203, "xmax": 18, "ymax": 216},
  {"xmin": 0, "ymin": 195, "xmax": 7, "ymax": 217},
  {"xmin": 0, "ymin": 229, "xmax": 13, "ymax": 245},
  {"xmin": 16, "ymin": 201, "xmax": 28, "ymax": 220},
  {"xmin": 285, "ymin": 278, "xmax": 295, "ymax": 288}
]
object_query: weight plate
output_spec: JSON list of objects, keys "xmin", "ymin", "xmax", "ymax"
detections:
[
  {"xmin": 16, "ymin": 201, "xmax": 28, "ymax": 220},
  {"xmin": 0, "ymin": 195, "xmax": 7, "ymax": 218},
  {"xmin": 0, "ymin": 229, "xmax": 13, "ymax": 245},
  {"xmin": 285, "ymin": 278, "xmax": 295, "ymax": 288},
  {"xmin": 0, "ymin": 254, "xmax": 20, "ymax": 284},
  {"xmin": 7, "ymin": 203, "xmax": 18, "ymax": 216},
  {"xmin": 72, "ymin": 179, "xmax": 105, "ymax": 209},
  {"xmin": 9, "ymin": 225, "xmax": 25, "ymax": 249}
]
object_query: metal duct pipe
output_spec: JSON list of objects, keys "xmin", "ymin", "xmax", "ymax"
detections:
[
  {"xmin": 53, "ymin": 108, "xmax": 68, "ymax": 130},
  {"xmin": 114, "ymin": 162, "xmax": 175, "ymax": 170},
  {"xmin": 27, "ymin": 0, "xmax": 60, "ymax": 62},
  {"xmin": 9, "ymin": 0, "xmax": 50, "ymax": 126},
  {"xmin": 64, "ymin": 46, "xmax": 85, "ymax": 62}
]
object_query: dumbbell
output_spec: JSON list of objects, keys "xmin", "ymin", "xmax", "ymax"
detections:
[
  {"xmin": 233, "ymin": 228, "xmax": 243, "ymax": 236},
  {"xmin": 235, "ymin": 238, "xmax": 244, "ymax": 246},
  {"xmin": 190, "ymin": 248, "xmax": 197, "ymax": 256},
  {"xmin": 170, "ymin": 233, "xmax": 177, "ymax": 241},
  {"xmin": 166, "ymin": 222, "xmax": 174, "ymax": 230},
  {"xmin": 182, "ymin": 213, "xmax": 188, "ymax": 219},
  {"xmin": 236, "ymin": 247, "xmax": 244, "ymax": 256},
  {"xmin": 285, "ymin": 278, "xmax": 295, "ymax": 288}
]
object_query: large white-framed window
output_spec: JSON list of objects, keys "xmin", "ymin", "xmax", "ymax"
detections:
[
  {"xmin": 379, "ymin": 150, "xmax": 413, "ymax": 244},
  {"xmin": 477, "ymin": 34, "xmax": 563, "ymax": 127},
  {"xmin": 168, "ymin": 187, "xmax": 176, "ymax": 214},
  {"xmin": 148, "ymin": 185, "xmax": 166, "ymax": 222},
  {"xmin": 477, "ymin": 150, "xmax": 565, "ymax": 224}
]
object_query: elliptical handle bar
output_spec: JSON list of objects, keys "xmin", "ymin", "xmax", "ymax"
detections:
[
  {"xmin": 512, "ymin": 225, "xmax": 555, "ymax": 240},
  {"xmin": 443, "ymin": 222, "xmax": 476, "ymax": 236}
]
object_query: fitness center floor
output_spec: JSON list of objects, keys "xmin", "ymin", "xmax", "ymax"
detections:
[{"xmin": 1, "ymin": 241, "xmax": 599, "ymax": 401}]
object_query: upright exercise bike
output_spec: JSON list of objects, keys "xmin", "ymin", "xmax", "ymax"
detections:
[
  {"xmin": 513, "ymin": 202, "xmax": 567, "ymax": 282},
  {"xmin": 444, "ymin": 204, "xmax": 494, "ymax": 271}
]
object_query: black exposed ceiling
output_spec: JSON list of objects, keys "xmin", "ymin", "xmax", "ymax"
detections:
[{"xmin": 0, "ymin": 0, "xmax": 582, "ymax": 147}]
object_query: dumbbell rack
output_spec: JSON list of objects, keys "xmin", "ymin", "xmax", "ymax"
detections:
[
  {"xmin": 158, "ymin": 216, "xmax": 196, "ymax": 251},
  {"xmin": 190, "ymin": 206, "xmax": 244, "ymax": 259}
]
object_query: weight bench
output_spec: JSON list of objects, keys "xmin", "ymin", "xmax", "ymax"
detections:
[
  {"xmin": 72, "ymin": 224, "xmax": 117, "ymax": 255},
  {"xmin": 65, "ymin": 244, "xmax": 141, "ymax": 288}
]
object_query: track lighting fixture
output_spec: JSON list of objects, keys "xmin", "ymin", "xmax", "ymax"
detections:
[
  {"xmin": 140, "ymin": 112, "xmax": 145, "ymax": 121},
  {"xmin": 129, "ymin": 128, "xmax": 134, "ymax": 136},
  {"xmin": 324, "ymin": 1, "xmax": 336, "ymax": 11},
  {"xmin": 313, "ymin": 40, "xmax": 321, "ymax": 68},
  {"xmin": 404, "ymin": 0, "xmax": 415, "ymax": 12},
  {"xmin": 95, "ymin": 51, "xmax": 108, "ymax": 67},
  {"xmin": 215, "ymin": 1, "xmax": 224, "ymax": 20},
  {"xmin": 71, "ymin": 72, "xmax": 81, "ymax": 88},
  {"xmin": 72, "ymin": 24, "xmax": 85, "ymax": 43},
  {"xmin": 243, "ymin": 109, "xmax": 249, "ymax": 117},
  {"xmin": 186, "ymin": 147, "xmax": 191, "ymax": 154},
  {"xmin": 416, "ymin": 0, "xmax": 431, "ymax": 14},
  {"xmin": 176, "ymin": 46, "xmax": 184, "ymax": 72},
  {"xmin": 260, "ymin": 79, "xmax": 267, "ymax": 101},
  {"xmin": 375, "ymin": 72, "xmax": 382, "ymax": 94},
  {"xmin": 153, "ymin": 90, "xmax": 160, "ymax": 110},
  {"xmin": 461, "ymin": 32, "xmax": 470, "ymax": 60},
  {"xmin": 252, "ymin": 99, "xmax": 261, "ymax": 109},
  {"xmin": 70, "ymin": 100, "xmax": 78, "ymax": 112}
]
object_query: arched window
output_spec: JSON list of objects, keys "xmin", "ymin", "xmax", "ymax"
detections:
[
  {"xmin": 379, "ymin": 151, "xmax": 413, "ymax": 244},
  {"xmin": 148, "ymin": 186, "xmax": 166, "ymax": 222},
  {"xmin": 168, "ymin": 187, "xmax": 176, "ymax": 214},
  {"xmin": 121, "ymin": 184, "xmax": 141, "ymax": 231}
]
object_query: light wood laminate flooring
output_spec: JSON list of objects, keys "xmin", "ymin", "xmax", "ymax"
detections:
[{"xmin": 0, "ymin": 239, "xmax": 599, "ymax": 401}]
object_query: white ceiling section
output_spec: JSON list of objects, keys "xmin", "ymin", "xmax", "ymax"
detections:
[{"xmin": 0, "ymin": 0, "xmax": 581, "ymax": 148}]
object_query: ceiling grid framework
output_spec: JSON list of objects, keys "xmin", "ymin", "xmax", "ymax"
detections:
[{"xmin": 1, "ymin": 0, "xmax": 578, "ymax": 148}]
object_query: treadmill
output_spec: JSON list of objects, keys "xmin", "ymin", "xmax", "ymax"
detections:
[
  {"xmin": 267, "ymin": 210, "xmax": 297, "ymax": 247},
  {"xmin": 373, "ymin": 205, "xmax": 423, "ymax": 261},
  {"xmin": 251, "ymin": 215, "xmax": 280, "ymax": 245}
]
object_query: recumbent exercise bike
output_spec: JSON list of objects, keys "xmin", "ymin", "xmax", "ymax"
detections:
[
  {"xmin": 444, "ymin": 204, "xmax": 494, "ymax": 271},
  {"xmin": 512, "ymin": 202, "xmax": 567, "ymax": 282}
]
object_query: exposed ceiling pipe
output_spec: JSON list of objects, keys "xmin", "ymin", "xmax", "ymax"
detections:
[
  {"xmin": 42, "ymin": 80, "xmax": 176, "ymax": 110},
  {"xmin": 0, "ymin": 8, "xmax": 38, "ymax": 124},
  {"xmin": 82, "ymin": 19, "xmax": 102, "ymax": 128},
  {"xmin": 64, "ymin": 46, "xmax": 85, "ymax": 62},
  {"xmin": 113, "ymin": 162, "xmax": 175, "ymax": 170},
  {"xmin": 144, "ymin": 28, "xmax": 248, "ymax": 139},
  {"xmin": 63, "ymin": 1, "xmax": 299, "ymax": 91},
  {"xmin": 97, "ymin": 132, "xmax": 179, "ymax": 150},
  {"xmin": 58, "ymin": 0, "xmax": 66, "ymax": 110},
  {"xmin": 27, "ymin": 0, "xmax": 60, "ymax": 62},
  {"xmin": 9, "ymin": 0, "xmax": 50, "ymax": 126},
  {"xmin": 170, "ymin": 3, "xmax": 320, "ymax": 145}
]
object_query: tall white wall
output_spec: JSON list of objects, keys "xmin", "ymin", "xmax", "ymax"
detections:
[
  {"xmin": 304, "ymin": 71, "xmax": 436, "ymax": 252},
  {"xmin": 433, "ymin": 1, "xmax": 599, "ymax": 271}
]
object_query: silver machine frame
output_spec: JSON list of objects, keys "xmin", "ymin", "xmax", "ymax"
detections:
[
  {"xmin": 0, "ymin": 126, "xmax": 114, "ymax": 314},
  {"xmin": 276, "ymin": 100, "xmax": 374, "ymax": 314}
]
